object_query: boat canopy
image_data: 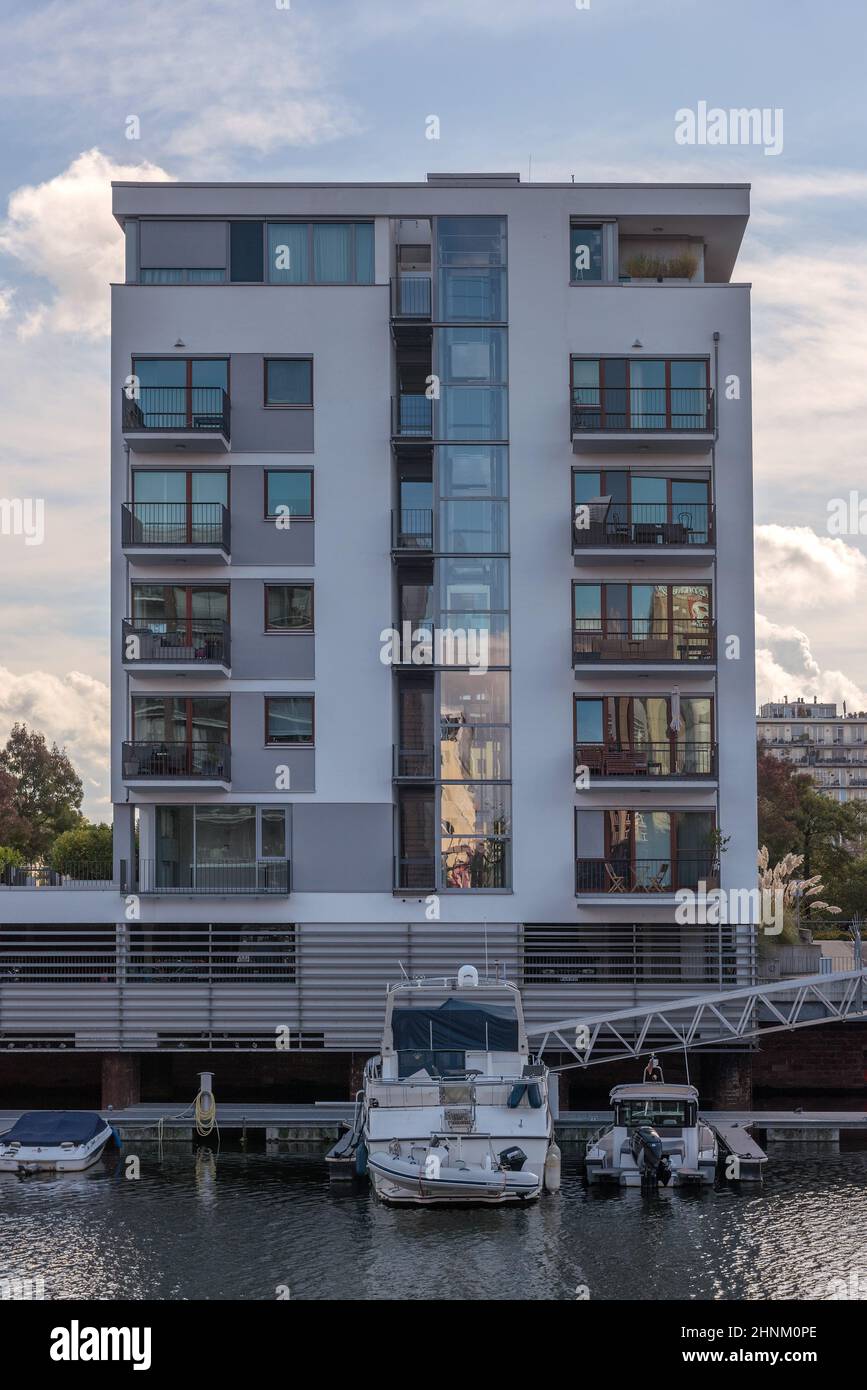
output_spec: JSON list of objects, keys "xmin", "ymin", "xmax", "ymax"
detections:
[
  {"xmin": 0, "ymin": 1111, "xmax": 108, "ymax": 1145},
  {"xmin": 609, "ymin": 1084, "xmax": 699, "ymax": 1103},
  {"xmin": 393, "ymin": 997, "xmax": 519, "ymax": 1052}
]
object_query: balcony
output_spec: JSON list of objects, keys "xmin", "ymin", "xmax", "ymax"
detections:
[
  {"xmin": 575, "ymin": 742, "xmax": 717, "ymax": 783},
  {"xmin": 390, "ymin": 274, "xmax": 432, "ymax": 319},
  {"xmin": 129, "ymin": 860, "xmax": 290, "ymax": 897},
  {"xmin": 575, "ymin": 856, "xmax": 719, "ymax": 896},
  {"xmin": 393, "ymin": 745, "xmax": 437, "ymax": 781},
  {"xmin": 121, "ymin": 620, "xmax": 231, "ymax": 676},
  {"xmin": 121, "ymin": 503, "xmax": 230, "ymax": 564},
  {"xmin": 572, "ymin": 619, "xmax": 716, "ymax": 669},
  {"xmin": 573, "ymin": 501, "xmax": 714, "ymax": 565},
  {"xmin": 121, "ymin": 387, "xmax": 230, "ymax": 453},
  {"xmin": 570, "ymin": 385, "xmax": 714, "ymax": 455},
  {"xmin": 391, "ymin": 507, "xmax": 434, "ymax": 555},
  {"xmin": 394, "ymin": 855, "xmax": 437, "ymax": 893},
  {"xmin": 392, "ymin": 393, "xmax": 433, "ymax": 440},
  {"xmin": 121, "ymin": 741, "xmax": 231, "ymax": 788},
  {"xmin": 0, "ymin": 863, "xmax": 115, "ymax": 889}
]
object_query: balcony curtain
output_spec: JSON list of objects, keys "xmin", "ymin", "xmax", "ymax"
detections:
[{"xmin": 313, "ymin": 223, "xmax": 351, "ymax": 282}]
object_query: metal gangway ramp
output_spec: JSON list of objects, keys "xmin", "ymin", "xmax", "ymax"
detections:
[{"xmin": 527, "ymin": 966, "xmax": 867, "ymax": 1069}]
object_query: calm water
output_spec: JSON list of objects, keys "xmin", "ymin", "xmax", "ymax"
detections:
[{"xmin": 1, "ymin": 1144, "xmax": 865, "ymax": 1301}]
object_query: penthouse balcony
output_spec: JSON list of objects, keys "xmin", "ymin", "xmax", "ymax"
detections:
[
  {"xmin": 570, "ymin": 358, "xmax": 715, "ymax": 455},
  {"xmin": 128, "ymin": 860, "xmax": 290, "ymax": 897},
  {"xmin": 575, "ymin": 741, "xmax": 718, "ymax": 784},
  {"xmin": 121, "ymin": 386, "xmax": 230, "ymax": 453},
  {"xmin": 573, "ymin": 500, "xmax": 714, "ymax": 566},
  {"xmin": 572, "ymin": 619, "xmax": 716, "ymax": 669},
  {"xmin": 121, "ymin": 620, "xmax": 231, "ymax": 676},
  {"xmin": 121, "ymin": 503, "xmax": 230, "ymax": 564},
  {"xmin": 121, "ymin": 741, "xmax": 231, "ymax": 789}
]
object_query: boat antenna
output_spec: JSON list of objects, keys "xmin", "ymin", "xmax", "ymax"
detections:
[
  {"xmin": 483, "ymin": 917, "xmax": 489, "ymax": 979},
  {"xmin": 682, "ymin": 1033, "xmax": 691, "ymax": 1086},
  {"xmin": 397, "ymin": 960, "xmax": 410, "ymax": 981}
]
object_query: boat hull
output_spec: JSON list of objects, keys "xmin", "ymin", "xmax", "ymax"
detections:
[
  {"xmin": 0, "ymin": 1126, "xmax": 114, "ymax": 1173},
  {"xmin": 368, "ymin": 1152, "xmax": 542, "ymax": 1205}
]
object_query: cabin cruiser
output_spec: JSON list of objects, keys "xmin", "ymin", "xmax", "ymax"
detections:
[
  {"xmin": 0, "ymin": 1112, "xmax": 115, "ymax": 1173},
  {"xmin": 585, "ymin": 1075, "xmax": 717, "ymax": 1188},
  {"xmin": 361, "ymin": 967, "xmax": 557, "ymax": 1204}
]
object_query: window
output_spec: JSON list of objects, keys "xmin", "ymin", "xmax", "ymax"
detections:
[
  {"xmin": 265, "ymin": 358, "xmax": 313, "ymax": 406},
  {"xmin": 265, "ymin": 470, "xmax": 313, "ymax": 519},
  {"xmin": 265, "ymin": 584, "xmax": 314, "ymax": 632},
  {"xmin": 570, "ymin": 225, "xmax": 604, "ymax": 283},
  {"xmin": 131, "ymin": 358, "xmax": 228, "ymax": 431},
  {"xmin": 570, "ymin": 357, "xmax": 711, "ymax": 432},
  {"xmin": 266, "ymin": 696, "xmax": 314, "ymax": 745},
  {"xmin": 266, "ymin": 222, "xmax": 374, "ymax": 284},
  {"xmin": 130, "ymin": 470, "xmax": 228, "ymax": 545},
  {"xmin": 436, "ymin": 216, "xmax": 507, "ymax": 322},
  {"xmin": 230, "ymin": 221, "xmax": 264, "ymax": 282}
]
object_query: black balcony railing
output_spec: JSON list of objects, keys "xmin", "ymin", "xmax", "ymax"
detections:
[
  {"xmin": 393, "ymin": 745, "xmax": 437, "ymax": 780},
  {"xmin": 575, "ymin": 742, "xmax": 717, "ymax": 778},
  {"xmin": 132, "ymin": 859, "xmax": 290, "ymax": 896},
  {"xmin": 394, "ymin": 856, "xmax": 437, "ymax": 891},
  {"xmin": 572, "ymin": 619, "xmax": 716, "ymax": 664},
  {"xmin": 122, "ymin": 386, "xmax": 230, "ymax": 439},
  {"xmin": 573, "ymin": 501, "xmax": 713, "ymax": 548},
  {"xmin": 571, "ymin": 386, "xmax": 714, "ymax": 435},
  {"xmin": 121, "ymin": 619, "xmax": 230, "ymax": 668},
  {"xmin": 121, "ymin": 741, "xmax": 230, "ymax": 781},
  {"xmin": 122, "ymin": 502, "xmax": 230, "ymax": 551},
  {"xmin": 575, "ymin": 855, "xmax": 719, "ymax": 894},
  {"xmin": 392, "ymin": 394, "xmax": 433, "ymax": 438},
  {"xmin": 0, "ymin": 863, "xmax": 114, "ymax": 888},
  {"xmin": 390, "ymin": 274, "xmax": 432, "ymax": 318},
  {"xmin": 392, "ymin": 507, "xmax": 434, "ymax": 552}
]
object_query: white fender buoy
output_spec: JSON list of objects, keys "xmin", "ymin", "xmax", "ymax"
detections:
[{"xmin": 544, "ymin": 1142, "xmax": 562, "ymax": 1193}]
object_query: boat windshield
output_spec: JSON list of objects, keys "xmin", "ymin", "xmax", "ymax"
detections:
[
  {"xmin": 615, "ymin": 1099, "xmax": 695, "ymax": 1128},
  {"xmin": 392, "ymin": 996, "xmax": 519, "ymax": 1079}
]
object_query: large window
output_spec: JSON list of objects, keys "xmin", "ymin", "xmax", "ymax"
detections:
[
  {"xmin": 265, "ymin": 358, "xmax": 313, "ymax": 406},
  {"xmin": 438, "ymin": 445, "xmax": 509, "ymax": 554},
  {"xmin": 131, "ymin": 357, "xmax": 228, "ymax": 431},
  {"xmin": 436, "ymin": 215, "xmax": 507, "ymax": 323},
  {"xmin": 140, "ymin": 268, "xmax": 226, "ymax": 284},
  {"xmin": 265, "ymin": 696, "xmax": 314, "ymax": 744},
  {"xmin": 230, "ymin": 221, "xmax": 264, "ymax": 282},
  {"xmin": 265, "ymin": 584, "xmax": 314, "ymax": 632},
  {"xmin": 570, "ymin": 357, "xmax": 711, "ymax": 432},
  {"xmin": 439, "ymin": 556, "xmax": 510, "ymax": 665},
  {"xmin": 441, "ymin": 783, "xmax": 511, "ymax": 890},
  {"xmin": 572, "ymin": 469, "xmax": 710, "ymax": 544},
  {"xmin": 441, "ymin": 671, "xmax": 510, "ymax": 781},
  {"xmin": 130, "ymin": 470, "xmax": 228, "ymax": 545},
  {"xmin": 131, "ymin": 584, "xmax": 228, "ymax": 626},
  {"xmin": 575, "ymin": 808, "xmax": 716, "ymax": 892},
  {"xmin": 265, "ymin": 470, "xmax": 313, "ymax": 519},
  {"xmin": 574, "ymin": 695, "xmax": 714, "ymax": 776},
  {"xmin": 435, "ymin": 326, "xmax": 508, "ymax": 441},
  {"xmin": 266, "ymin": 222, "xmax": 374, "ymax": 284},
  {"xmin": 154, "ymin": 805, "xmax": 286, "ymax": 887},
  {"xmin": 570, "ymin": 224, "xmax": 604, "ymax": 283}
]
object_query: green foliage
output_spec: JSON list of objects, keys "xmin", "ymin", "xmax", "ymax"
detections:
[
  {"xmin": 48, "ymin": 823, "xmax": 112, "ymax": 875},
  {"xmin": 0, "ymin": 845, "xmax": 25, "ymax": 873},
  {"xmin": 623, "ymin": 251, "xmax": 698, "ymax": 279},
  {"xmin": 0, "ymin": 723, "xmax": 83, "ymax": 859}
]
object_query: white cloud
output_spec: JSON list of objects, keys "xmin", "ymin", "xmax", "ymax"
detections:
[
  {"xmin": 755, "ymin": 614, "xmax": 867, "ymax": 713},
  {"xmin": 0, "ymin": 668, "xmax": 110, "ymax": 821},
  {"xmin": 0, "ymin": 148, "xmax": 172, "ymax": 339},
  {"xmin": 754, "ymin": 523, "xmax": 867, "ymax": 609}
]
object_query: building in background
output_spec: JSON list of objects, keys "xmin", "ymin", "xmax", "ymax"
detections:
[
  {"xmin": 758, "ymin": 697, "xmax": 867, "ymax": 803},
  {"xmin": 0, "ymin": 174, "xmax": 757, "ymax": 1105}
]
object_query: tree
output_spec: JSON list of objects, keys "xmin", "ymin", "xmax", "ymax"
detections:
[
  {"xmin": 0, "ymin": 723, "xmax": 83, "ymax": 858},
  {"xmin": 0, "ymin": 767, "xmax": 32, "ymax": 850},
  {"xmin": 48, "ymin": 823, "xmax": 112, "ymax": 877}
]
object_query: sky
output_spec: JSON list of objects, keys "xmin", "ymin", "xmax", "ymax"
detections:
[{"xmin": 0, "ymin": 0, "xmax": 866, "ymax": 819}]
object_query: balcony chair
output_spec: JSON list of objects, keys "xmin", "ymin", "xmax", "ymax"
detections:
[{"xmin": 604, "ymin": 862, "xmax": 627, "ymax": 893}]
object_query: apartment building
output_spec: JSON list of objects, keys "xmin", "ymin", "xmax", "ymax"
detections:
[
  {"xmin": 758, "ymin": 697, "xmax": 867, "ymax": 804},
  {"xmin": 0, "ymin": 175, "xmax": 757, "ymax": 1103}
]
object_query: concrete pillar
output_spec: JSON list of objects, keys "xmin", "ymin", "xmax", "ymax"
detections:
[
  {"xmin": 113, "ymin": 802, "xmax": 135, "ymax": 887},
  {"xmin": 101, "ymin": 1054, "xmax": 141, "ymax": 1110},
  {"xmin": 702, "ymin": 1051, "xmax": 753, "ymax": 1109}
]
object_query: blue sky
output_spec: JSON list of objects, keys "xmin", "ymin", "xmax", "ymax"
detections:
[{"xmin": 0, "ymin": 0, "xmax": 866, "ymax": 816}]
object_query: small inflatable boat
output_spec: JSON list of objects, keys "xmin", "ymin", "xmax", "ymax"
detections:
[
  {"xmin": 0, "ymin": 1112, "xmax": 115, "ymax": 1172},
  {"xmin": 367, "ymin": 1150, "xmax": 541, "ymax": 1203}
]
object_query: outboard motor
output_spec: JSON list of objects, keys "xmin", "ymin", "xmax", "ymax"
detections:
[
  {"xmin": 498, "ymin": 1145, "xmax": 527, "ymax": 1172},
  {"xmin": 630, "ymin": 1125, "xmax": 673, "ymax": 1190}
]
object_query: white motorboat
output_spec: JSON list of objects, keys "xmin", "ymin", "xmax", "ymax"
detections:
[
  {"xmin": 0, "ymin": 1111, "xmax": 115, "ymax": 1173},
  {"xmin": 585, "ymin": 1079, "xmax": 718, "ymax": 1188},
  {"xmin": 361, "ymin": 966, "xmax": 558, "ymax": 1205}
]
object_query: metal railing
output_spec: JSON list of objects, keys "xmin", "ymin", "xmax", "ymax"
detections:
[
  {"xmin": 392, "ymin": 393, "xmax": 433, "ymax": 438},
  {"xmin": 390, "ymin": 274, "xmax": 432, "ymax": 318},
  {"xmin": 394, "ymin": 856, "xmax": 437, "ymax": 891},
  {"xmin": 128, "ymin": 859, "xmax": 291, "ymax": 896},
  {"xmin": 764, "ymin": 744, "xmax": 867, "ymax": 767},
  {"xmin": 121, "ymin": 502, "xmax": 230, "ymax": 551},
  {"xmin": 575, "ymin": 856, "xmax": 719, "ymax": 894},
  {"xmin": 0, "ymin": 926, "xmax": 297, "ymax": 984},
  {"xmin": 522, "ymin": 923, "xmax": 753, "ymax": 988},
  {"xmin": 122, "ymin": 386, "xmax": 230, "ymax": 438},
  {"xmin": 572, "ymin": 619, "xmax": 716, "ymax": 664},
  {"xmin": 121, "ymin": 619, "xmax": 230, "ymax": 668},
  {"xmin": 121, "ymin": 741, "xmax": 231, "ymax": 780},
  {"xmin": 575, "ymin": 741, "xmax": 717, "ymax": 778},
  {"xmin": 570, "ymin": 385, "xmax": 714, "ymax": 434},
  {"xmin": 392, "ymin": 507, "xmax": 434, "ymax": 551},
  {"xmin": 0, "ymin": 863, "xmax": 115, "ymax": 889},
  {"xmin": 393, "ymin": 745, "xmax": 437, "ymax": 780},
  {"xmin": 573, "ymin": 501, "xmax": 713, "ymax": 548}
]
